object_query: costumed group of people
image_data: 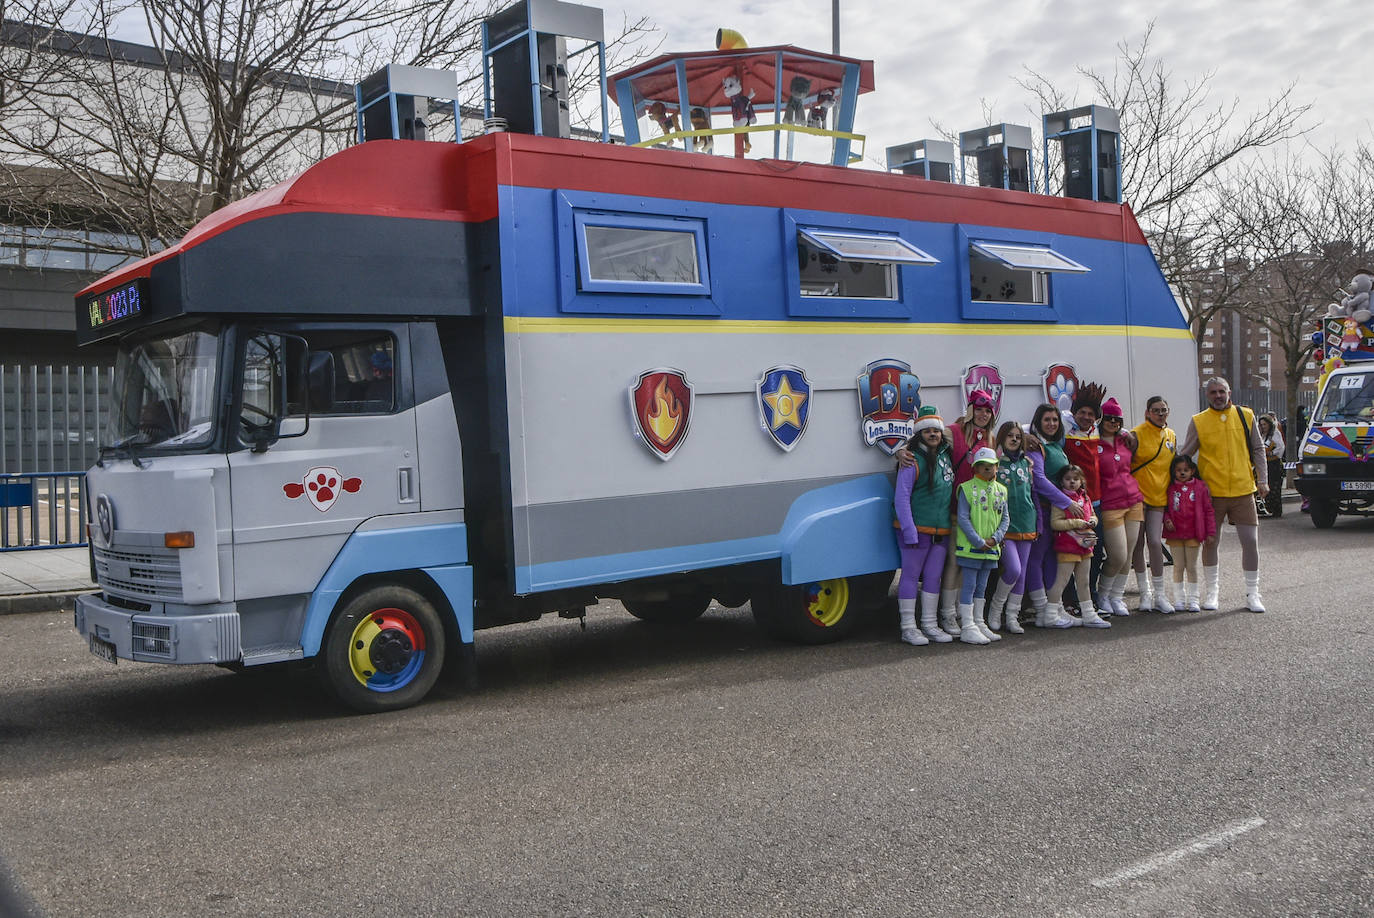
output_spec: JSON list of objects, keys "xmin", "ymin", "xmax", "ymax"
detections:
[{"xmin": 892, "ymin": 376, "xmax": 1271, "ymax": 646}]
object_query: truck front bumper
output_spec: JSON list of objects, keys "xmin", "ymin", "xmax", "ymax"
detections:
[{"xmin": 74, "ymin": 593, "xmax": 242, "ymax": 665}]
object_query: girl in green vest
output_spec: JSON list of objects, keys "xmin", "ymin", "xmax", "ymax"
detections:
[
  {"xmin": 954, "ymin": 448, "xmax": 1010, "ymax": 645},
  {"xmin": 986, "ymin": 422, "xmax": 1038, "ymax": 635}
]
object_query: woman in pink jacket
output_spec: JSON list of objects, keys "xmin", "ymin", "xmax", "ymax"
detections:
[
  {"xmin": 1095, "ymin": 398, "xmax": 1145, "ymax": 615},
  {"xmin": 1163, "ymin": 456, "xmax": 1217, "ymax": 612}
]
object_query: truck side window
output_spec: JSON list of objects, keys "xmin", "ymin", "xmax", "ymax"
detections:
[
  {"xmin": 290, "ymin": 331, "xmax": 395, "ymax": 416},
  {"xmin": 966, "ymin": 241, "xmax": 1088, "ymax": 306},
  {"xmin": 796, "ymin": 229, "xmax": 935, "ymax": 300}
]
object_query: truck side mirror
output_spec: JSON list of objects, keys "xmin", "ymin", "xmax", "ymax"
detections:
[{"xmin": 240, "ymin": 331, "xmax": 310, "ymax": 451}]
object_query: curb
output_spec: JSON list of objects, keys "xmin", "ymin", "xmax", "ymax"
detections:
[{"xmin": 0, "ymin": 590, "xmax": 94, "ymax": 617}]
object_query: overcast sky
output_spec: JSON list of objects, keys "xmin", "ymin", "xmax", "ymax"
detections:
[{"xmin": 606, "ymin": 0, "xmax": 1373, "ymax": 168}]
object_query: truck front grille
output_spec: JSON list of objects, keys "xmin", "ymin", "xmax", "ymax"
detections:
[{"xmin": 94, "ymin": 545, "xmax": 183, "ymax": 602}]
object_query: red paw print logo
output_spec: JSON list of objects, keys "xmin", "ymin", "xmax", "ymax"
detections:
[{"xmin": 283, "ymin": 466, "xmax": 362, "ymax": 512}]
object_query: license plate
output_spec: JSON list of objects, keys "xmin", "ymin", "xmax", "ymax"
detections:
[
  {"xmin": 88, "ymin": 634, "xmax": 118, "ymax": 665},
  {"xmin": 1340, "ymin": 481, "xmax": 1374, "ymax": 491}
]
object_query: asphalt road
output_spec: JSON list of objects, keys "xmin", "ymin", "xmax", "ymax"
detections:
[{"xmin": 1, "ymin": 510, "xmax": 1371, "ymax": 918}]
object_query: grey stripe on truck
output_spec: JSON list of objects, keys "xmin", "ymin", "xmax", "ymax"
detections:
[{"xmin": 515, "ymin": 473, "xmax": 866, "ymax": 566}]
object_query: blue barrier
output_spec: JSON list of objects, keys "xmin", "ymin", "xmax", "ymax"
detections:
[{"xmin": 0, "ymin": 472, "xmax": 88, "ymax": 551}]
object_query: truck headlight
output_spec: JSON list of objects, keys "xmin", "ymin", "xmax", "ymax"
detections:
[{"xmin": 1302, "ymin": 462, "xmax": 1326, "ymax": 476}]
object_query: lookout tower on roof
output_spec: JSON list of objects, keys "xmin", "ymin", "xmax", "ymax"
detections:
[{"xmin": 609, "ymin": 35, "xmax": 875, "ymax": 166}]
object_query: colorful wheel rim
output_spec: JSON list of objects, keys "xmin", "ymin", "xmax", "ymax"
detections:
[
  {"xmin": 802, "ymin": 578, "xmax": 850, "ymax": 627},
  {"xmin": 347, "ymin": 607, "xmax": 427, "ymax": 693}
]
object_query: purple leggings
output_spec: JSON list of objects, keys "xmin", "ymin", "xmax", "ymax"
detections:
[
  {"xmin": 897, "ymin": 531, "xmax": 948, "ymax": 599},
  {"xmin": 997, "ymin": 539, "xmax": 1033, "ymax": 592},
  {"xmin": 1025, "ymin": 504, "xmax": 1057, "ymax": 594}
]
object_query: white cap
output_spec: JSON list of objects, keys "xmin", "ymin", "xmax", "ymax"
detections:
[{"xmin": 971, "ymin": 447, "xmax": 998, "ymax": 466}]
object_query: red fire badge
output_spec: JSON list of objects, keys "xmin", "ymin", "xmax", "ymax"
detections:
[
  {"xmin": 629, "ymin": 368, "xmax": 694, "ymax": 461},
  {"xmin": 283, "ymin": 466, "xmax": 362, "ymax": 512}
]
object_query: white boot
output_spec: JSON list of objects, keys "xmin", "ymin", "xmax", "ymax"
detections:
[
  {"xmin": 1202, "ymin": 565, "xmax": 1220, "ymax": 611},
  {"xmin": 1095, "ymin": 584, "xmax": 1114, "ymax": 616},
  {"xmin": 1108, "ymin": 573, "xmax": 1130, "ymax": 617},
  {"xmin": 1030, "ymin": 589, "xmax": 1049, "ymax": 627},
  {"xmin": 1004, "ymin": 593, "xmax": 1025, "ymax": 633},
  {"xmin": 1244, "ymin": 571, "xmax": 1266, "ymax": 613},
  {"xmin": 1079, "ymin": 599, "xmax": 1112, "ymax": 628},
  {"xmin": 974, "ymin": 598, "xmax": 1001, "ymax": 641},
  {"xmin": 1184, "ymin": 581, "xmax": 1200, "ymax": 613},
  {"xmin": 939, "ymin": 588, "xmax": 960, "ymax": 635},
  {"xmin": 986, "ymin": 579, "xmax": 1012, "ymax": 631},
  {"xmin": 1055, "ymin": 600, "xmax": 1083, "ymax": 627},
  {"xmin": 898, "ymin": 598, "xmax": 928, "ymax": 645},
  {"xmin": 1134, "ymin": 570, "xmax": 1152, "ymax": 608},
  {"xmin": 1151, "ymin": 576, "xmax": 1175, "ymax": 613},
  {"xmin": 1039, "ymin": 602, "xmax": 1071, "ymax": 629},
  {"xmin": 959, "ymin": 602, "xmax": 989, "ymax": 644},
  {"xmin": 919, "ymin": 592, "xmax": 953, "ymax": 642}
]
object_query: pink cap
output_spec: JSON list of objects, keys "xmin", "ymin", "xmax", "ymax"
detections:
[
  {"xmin": 968, "ymin": 389, "xmax": 994, "ymax": 409},
  {"xmin": 1101, "ymin": 397, "xmax": 1123, "ymax": 418}
]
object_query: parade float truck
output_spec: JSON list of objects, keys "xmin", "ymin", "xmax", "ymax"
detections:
[
  {"xmin": 71, "ymin": 24, "xmax": 1196, "ymax": 711},
  {"xmin": 1295, "ymin": 360, "xmax": 1374, "ymax": 528}
]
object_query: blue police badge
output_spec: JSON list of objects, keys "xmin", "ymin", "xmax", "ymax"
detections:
[{"xmin": 757, "ymin": 366, "xmax": 811, "ymax": 451}]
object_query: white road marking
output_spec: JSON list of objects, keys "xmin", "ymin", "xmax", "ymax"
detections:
[{"xmin": 1091, "ymin": 816, "xmax": 1267, "ymax": 888}]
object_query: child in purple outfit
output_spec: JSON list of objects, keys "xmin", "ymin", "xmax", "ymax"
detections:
[{"xmin": 893, "ymin": 406, "xmax": 956, "ymax": 645}]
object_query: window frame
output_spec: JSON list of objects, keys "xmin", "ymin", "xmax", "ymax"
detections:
[
  {"xmin": 783, "ymin": 210, "xmax": 941, "ymax": 319},
  {"xmin": 958, "ymin": 226, "xmax": 1091, "ymax": 322},
  {"xmin": 555, "ymin": 191, "xmax": 721, "ymax": 316}
]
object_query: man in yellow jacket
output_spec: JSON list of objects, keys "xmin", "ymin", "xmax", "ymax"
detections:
[{"xmin": 1178, "ymin": 377, "xmax": 1270, "ymax": 612}]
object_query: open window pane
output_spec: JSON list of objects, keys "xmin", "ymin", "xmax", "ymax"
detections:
[
  {"xmin": 583, "ymin": 225, "xmax": 700, "ymax": 285},
  {"xmin": 970, "ymin": 241, "xmax": 1089, "ymax": 273},
  {"xmin": 799, "ymin": 229, "xmax": 938, "ymax": 265}
]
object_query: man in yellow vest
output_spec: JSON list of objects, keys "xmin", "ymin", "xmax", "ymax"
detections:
[{"xmin": 1178, "ymin": 377, "xmax": 1269, "ymax": 612}]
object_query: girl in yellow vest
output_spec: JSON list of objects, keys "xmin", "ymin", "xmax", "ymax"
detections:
[
  {"xmin": 953, "ymin": 448, "xmax": 1010, "ymax": 645},
  {"xmin": 1128, "ymin": 396, "xmax": 1178, "ymax": 613}
]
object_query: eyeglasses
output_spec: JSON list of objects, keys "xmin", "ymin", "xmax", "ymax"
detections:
[{"xmin": 1102, "ymin": 417, "xmax": 1122, "ymax": 424}]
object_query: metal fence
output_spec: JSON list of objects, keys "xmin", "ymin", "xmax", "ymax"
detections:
[
  {"xmin": 0, "ymin": 364, "xmax": 112, "ymax": 550},
  {"xmin": 1, "ymin": 364, "xmax": 113, "ymax": 475},
  {"xmin": 0, "ymin": 472, "xmax": 88, "ymax": 550}
]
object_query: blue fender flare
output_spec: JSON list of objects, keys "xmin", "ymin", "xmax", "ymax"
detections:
[{"xmin": 778, "ymin": 473, "xmax": 899, "ymax": 585}]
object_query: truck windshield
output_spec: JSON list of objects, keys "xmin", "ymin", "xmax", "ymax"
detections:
[
  {"xmin": 106, "ymin": 325, "xmax": 220, "ymax": 451},
  {"xmin": 1314, "ymin": 370, "xmax": 1374, "ymax": 423}
]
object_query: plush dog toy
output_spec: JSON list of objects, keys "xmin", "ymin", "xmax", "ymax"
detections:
[
  {"xmin": 688, "ymin": 107, "xmax": 714, "ymax": 154},
  {"xmin": 807, "ymin": 89, "xmax": 835, "ymax": 129},
  {"xmin": 783, "ymin": 76, "xmax": 811, "ymax": 125},
  {"xmin": 722, "ymin": 73, "xmax": 755, "ymax": 156},
  {"xmin": 646, "ymin": 101, "xmax": 679, "ymax": 144}
]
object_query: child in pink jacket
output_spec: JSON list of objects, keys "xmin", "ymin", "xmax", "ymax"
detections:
[{"xmin": 1163, "ymin": 456, "xmax": 1216, "ymax": 612}]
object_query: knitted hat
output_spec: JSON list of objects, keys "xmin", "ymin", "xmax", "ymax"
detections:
[
  {"xmin": 971, "ymin": 446, "xmax": 998, "ymax": 466},
  {"xmin": 912, "ymin": 405, "xmax": 945, "ymax": 434},
  {"xmin": 1101, "ymin": 397, "xmax": 1123, "ymax": 418},
  {"xmin": 967, "ymin": 388, "xmax": 994, "ymax": 409}
]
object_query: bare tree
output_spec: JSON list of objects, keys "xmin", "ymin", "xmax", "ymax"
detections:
[
  {"xmin": 0, "ymin": 0, "xmax": 657, "ymax": 257},
  {"xmin": 1216, "ymin": 147, "xmax": 1373, "ymax": 437},
  {"xmin": 1016, "ymin": 21, "xmax": 1313, "ymax": 323}
]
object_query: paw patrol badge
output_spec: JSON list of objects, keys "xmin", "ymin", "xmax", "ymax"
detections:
[
  {"xmin": 757, "ymin": 366, "xmax": 811, "ymax": 452},
  {"xmin": 857, "ymin": 359, "xmax": 920, "ymax": 455},
  {"xmin": 629, "ymin": 368, "xmax": 694, "ymax": 461},
  {"xmin": 1042, "ymin": 363, "xmax": 1078, "ymax": 414},
  {"xmin": 961, "ymin": 364, "xmax": 1004, "ymax": 415}
]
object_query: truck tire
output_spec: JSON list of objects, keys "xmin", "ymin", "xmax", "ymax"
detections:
[
  {"xmin": 320, "ymin": 585, "xmax": 446, "ymax": 713},
  {"xmin": 751, "ymin": 577, "xmax": 863, "ymax": 644},
  {"xmin": 622, "ymin": 590, "xmax": 712, "ymax": 624},
  {"xmin": 848, "ymin": 570, "xmax": 895, "ymax": 612},
  {"xmin": 1310, "ymin": 499, "xmax": 1338, "ymax": 529}
]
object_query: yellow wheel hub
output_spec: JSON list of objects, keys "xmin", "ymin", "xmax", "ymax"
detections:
[{"xmin": 804, "ymin": 578, "xmax": 850, "ymax": 627}]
